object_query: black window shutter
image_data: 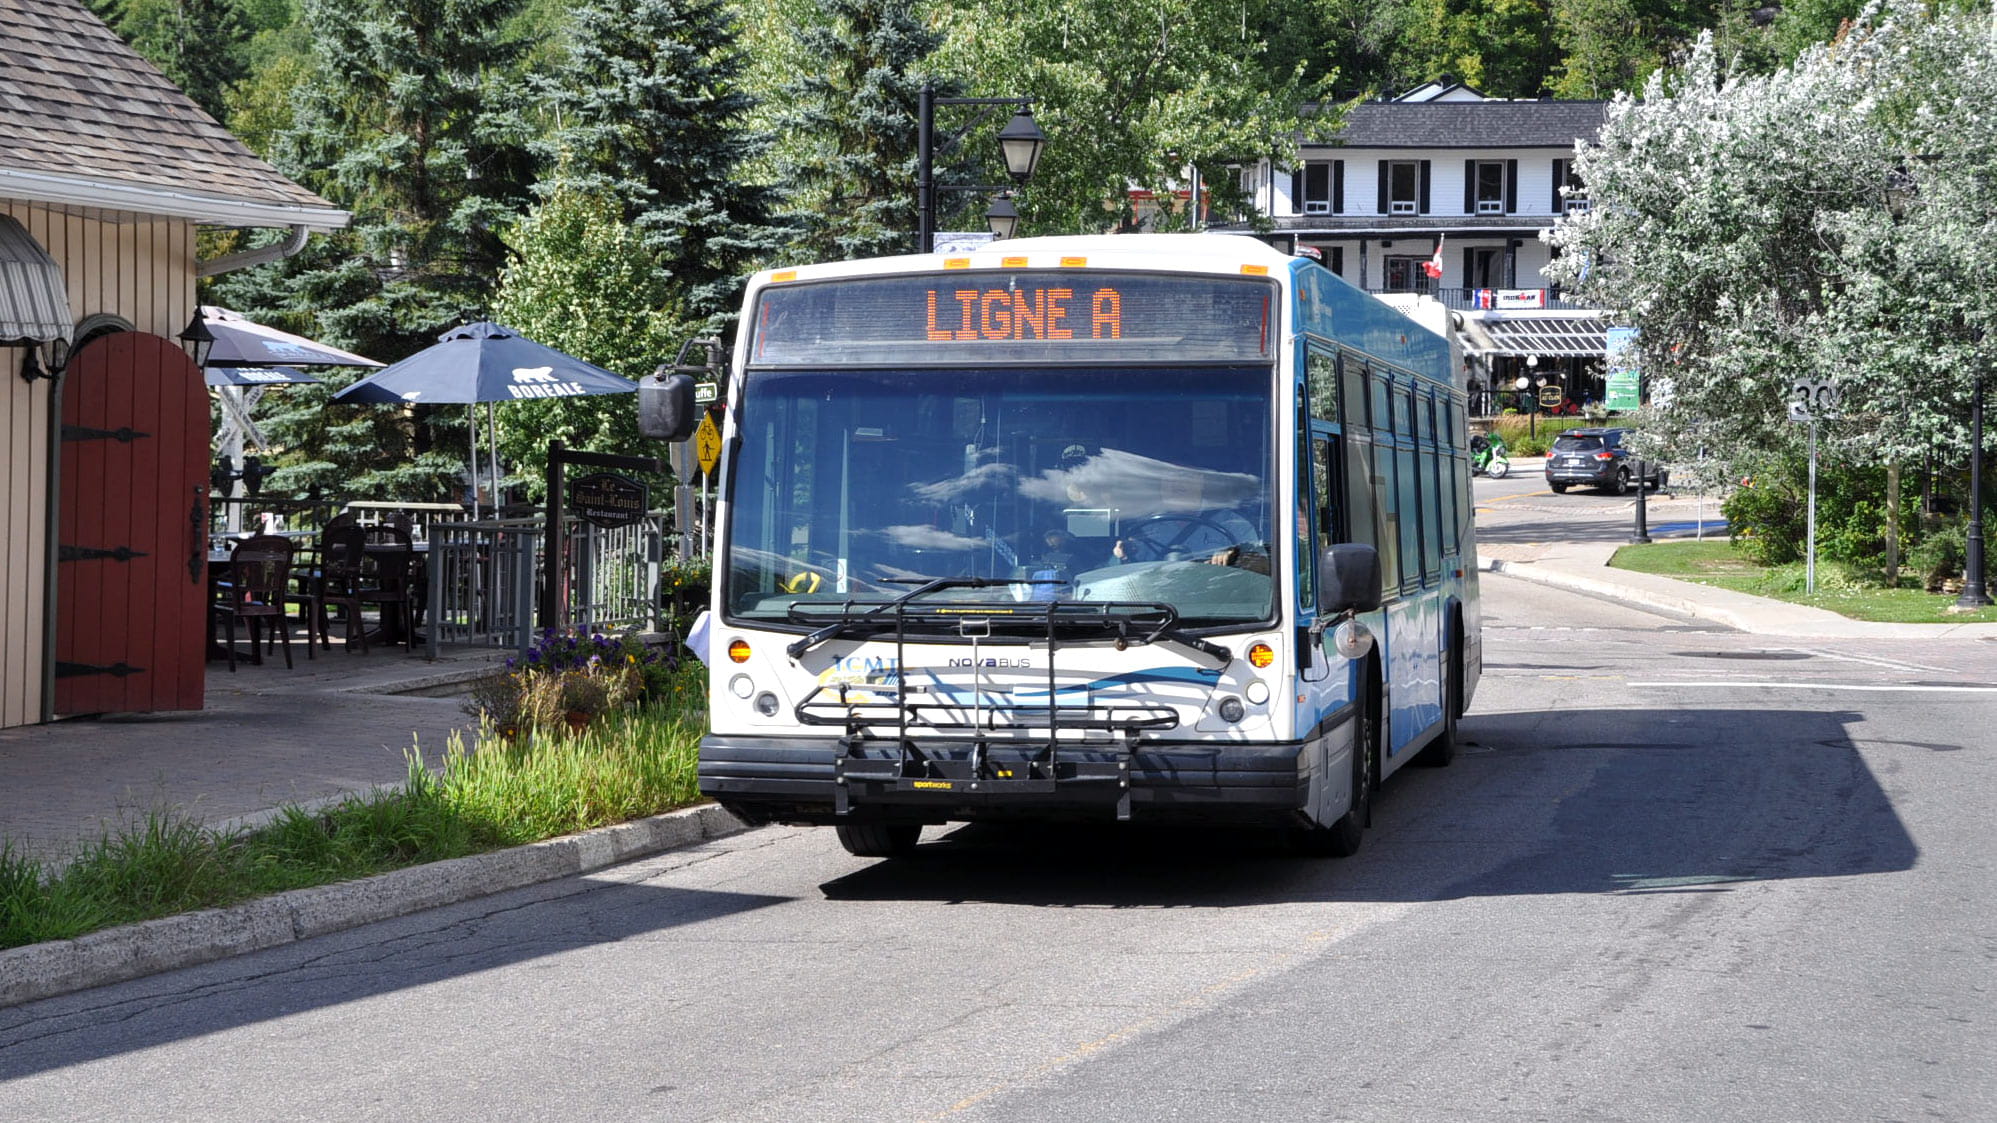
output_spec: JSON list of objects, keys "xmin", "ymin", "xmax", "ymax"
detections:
[
  {"xmin": 1331, "ymin": 246, "xmax": 1345, "ymax": 274},
  {"xmin": 1505, "ymin": 159, "xmax": 1518, "ymax": 214},
  {"xmin": 1377, "ymin": 162, "xmax": 1389, "ymax": 214},
  {"xmin": 1419, "ymin": 160, "xmax": 1431, "ymax": 214},
  {"xmin": 1464, "ymin": 160, "xmax": 1475, "ymax": 213},
  {"xmin": 1551, "ymin": 159, "xmax": 1565, "ymax": 211},
  {"xmin": 1463, "ymin": 247, "xmax": 1474, "ymax": 287},
  {"xmin": 1291, "ymin": 167, "xmax": 1303, "ymax": 212},
  {"xmin": 1333, "ymin": 160, "xmax": 1344, "ymax": 213}
]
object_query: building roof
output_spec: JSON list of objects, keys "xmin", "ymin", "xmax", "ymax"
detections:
[
  {"xmin": 1309, "ymin": 100, "xmax": 1612, "ymax": 150},
  {"xmin": 0, "ymin": 0, "xmax": 346, "ymax": 228}
]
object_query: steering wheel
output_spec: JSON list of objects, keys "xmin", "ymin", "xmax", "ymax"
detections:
[{"xmin": 1117, "ymin": 513, "xmax": 1241, "ymax": 563}]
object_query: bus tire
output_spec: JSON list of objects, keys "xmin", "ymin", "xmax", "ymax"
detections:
[
  {"xmin": 1416, "ymin": 619, "xmax": 1463, "ymax": 768},
  {"xmin": 1297, "ymin": 677, "xmax": 1377, "ymax": 858},
  {"xmin": 835, "ymin": 822, "xmax": 921, "ymax": 858}
]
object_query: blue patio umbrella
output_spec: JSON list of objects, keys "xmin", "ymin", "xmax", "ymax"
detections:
[
  {"xmin": 196, "ymin": 305, "xmax": 383, "ymax": 369},
  {"xmin": 203, "ymin": 364, "xmax": 321, "ymax": 387},
  {"xmin": 330, "ymin": 321, "xmax": 638, "ymax": 516}
]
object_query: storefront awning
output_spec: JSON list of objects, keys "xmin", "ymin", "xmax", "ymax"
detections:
[
  {"xmin": 0, "ymin": 215, "xmax": 73, "ymax": 344},
  {"xmin": 1475, "ymin": 316, "xmax": 1608, "ymax": 358}
]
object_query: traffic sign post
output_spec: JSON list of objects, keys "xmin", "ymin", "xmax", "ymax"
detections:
[{"xmin": 1787, "ymin": 378, "xmax": 1840, "ymax": 593}]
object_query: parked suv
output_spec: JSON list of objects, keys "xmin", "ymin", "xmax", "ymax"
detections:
[{"xmin": 1545, "ymin": 428, "xmax": 1667, "ymax": 494}]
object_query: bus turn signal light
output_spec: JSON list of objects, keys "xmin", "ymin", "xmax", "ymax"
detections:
[
  {"xmin": 727, "ymin": 639, "xmax": 752, "ymax": 663},
  {"xmin": 1247, "ymin": 643, "xmax": 1275, "ymax": 668}
]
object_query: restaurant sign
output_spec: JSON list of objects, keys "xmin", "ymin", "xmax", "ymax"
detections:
[{"xmin": 569, "ymin": 472, "xmax": 649, "ymax": 529}]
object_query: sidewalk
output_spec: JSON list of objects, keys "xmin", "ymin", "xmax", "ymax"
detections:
[
  {"xmin": 0, "ymin": 645, "xmax": 505, "ymax": 866},
  {"xmin": 1481, "ymin": 537, "xmax": 1997, "ymax": 639}
]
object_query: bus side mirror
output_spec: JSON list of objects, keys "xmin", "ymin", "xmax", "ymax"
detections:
[
  {"xmin": 1317, "ymin": 543, "xmax": 1382, "ymax": 615},
  {"xmin": 638, "ymin": 369, "xmax": 697, "ymax": 441}
]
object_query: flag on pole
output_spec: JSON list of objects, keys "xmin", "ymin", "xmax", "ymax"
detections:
[{"xmin": 1422, "ymin": 235, "xmax": 1446, "ymax": 280}]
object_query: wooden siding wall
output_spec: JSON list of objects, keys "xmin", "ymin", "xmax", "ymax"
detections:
[{"xmin": 0, "ymin": 202, "xmax": 195, "ymax": 728}]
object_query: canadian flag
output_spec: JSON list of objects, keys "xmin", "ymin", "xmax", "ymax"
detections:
[{"xmin": 1422, "ymin": 234, "xmax": 1446, "ymax": 280}]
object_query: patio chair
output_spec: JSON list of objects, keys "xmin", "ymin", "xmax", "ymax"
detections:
[
  {"xmin": 210, "ymin": 534, "xmax": 296, "ymax": 671},
  {"xmin": 321, "ymin": 525, "xmax": 417, "ymax": 652}
]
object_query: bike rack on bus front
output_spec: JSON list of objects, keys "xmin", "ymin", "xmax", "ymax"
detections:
[{"xmin": 788, "ymin": 599, "xmax": 1186, "ymax": 820}]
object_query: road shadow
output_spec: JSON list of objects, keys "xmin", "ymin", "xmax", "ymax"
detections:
[
  {"xmin": 0, "ymin": 871, "xmax": 785, "ymax": 1081},
  {"xmin": 818, "ymin": 706, "xmax": 1919, "ymax": 908}
]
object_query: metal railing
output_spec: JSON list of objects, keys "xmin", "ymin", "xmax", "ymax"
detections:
[
  {"xmin": 561, "ymin": 514, "xmax": 669, "ymax": 637},
  {"xmin": 1366, "ymin": 286, "xmax": 1594, "ymax": 312},
  {"xmin": 424, "ymin": 518, "xmax": 543, "ymax": 660},
  {"xmin": 421, "ymin": 512, "xmax": 678, "ymax": 660}
]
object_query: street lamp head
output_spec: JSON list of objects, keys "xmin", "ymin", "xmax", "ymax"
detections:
[
  {"xmin": 984, "ymin": 195, "xmax": 1021, "ymax": 240},
  {"xmin": 178, "ymin": 308, "xmax": 216, "ymax": 368},
  {"xmin": 1526, "ymin": 354, "xmax": 1539, "ymax": 368},
  {"xmin": 998, "ymin": 107, "xmax": 1047, "ymax": 184},
  {"xmin": 1514, "ymin": 376, "xmax": 1531, "ymax": 390}
]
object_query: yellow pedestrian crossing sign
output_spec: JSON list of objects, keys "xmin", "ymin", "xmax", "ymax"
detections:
[{"xmin": 694, "ymin": 412, "xmax": 721, "ymax": 476}]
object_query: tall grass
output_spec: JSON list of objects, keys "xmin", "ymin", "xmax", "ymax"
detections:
[{"xmin": 0, "ymin": 702, "xmax": 705, "ymax": 950}]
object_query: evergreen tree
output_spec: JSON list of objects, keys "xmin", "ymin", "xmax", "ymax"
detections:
[
  {"xmin": 540, "ymin": 0, "xmax": 785, "ymax": 330},
  {"xmin": 210, "ymin": 0, "xmax": 539, "ymax": 504},
  {"xmin": 769, "ymin": 0, "xmax": 942, "ymax": 261}
]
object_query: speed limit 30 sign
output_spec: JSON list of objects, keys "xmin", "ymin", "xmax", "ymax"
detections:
[{"xmin": 1789, "ymin": 378, "xmax": 1841, "ymax": 422}]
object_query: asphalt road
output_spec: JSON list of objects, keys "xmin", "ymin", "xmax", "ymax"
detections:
[
  {"xmin": 1473, "ymin": 463, "xmax": 1729, "ymax": 547},
  {"xmin": 2, "ymin": 581, "xmax": 1993, "ymax": 1120}
]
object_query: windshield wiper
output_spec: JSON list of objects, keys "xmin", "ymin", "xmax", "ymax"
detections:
[
  {"xmin": 1083, "ymin": 602, "xmax": 1232, "ymax": 669},
  {"xmin": 783, "ymin": 577, "xmax": 1013, "ymax": 659}
]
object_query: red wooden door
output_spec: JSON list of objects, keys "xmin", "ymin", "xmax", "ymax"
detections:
[{"xmin": 55, "ymin": 332, "xmax": 208, "ymax": 716}]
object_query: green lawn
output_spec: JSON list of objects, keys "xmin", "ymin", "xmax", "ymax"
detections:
[{"xmin": 1609, "ymin": 540, "xmax": 1997, "ymax": 624}]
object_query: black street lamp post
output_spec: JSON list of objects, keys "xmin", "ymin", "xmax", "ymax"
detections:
[{"xmin": 917, "ymin": 84, "xmax": 1047, "ymax": 253}]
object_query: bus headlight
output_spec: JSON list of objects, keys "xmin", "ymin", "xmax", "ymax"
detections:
[
  {"xmin": 1245, "ymin": 680, "xmax": 1270, "ymax": 706},
  {"xmin": 729, "ymin": 674, "xmax": 755, "ymax": 699},
  {"xmin": 1333, "ymin": 617, "xmax": 1374, "ymax": 660},
  {"xmin": 1216, "ymin": 696, "xmax": 1246, "ymax": 724},
  {"xmin": 754, "ymin": 692, "xmax": 781, "ymax": 717}
]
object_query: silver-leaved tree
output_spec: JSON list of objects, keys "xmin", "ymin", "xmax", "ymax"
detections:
[{"xmin": 1546, "ymin": 0, "xmax": 1997, "ymax": 492}]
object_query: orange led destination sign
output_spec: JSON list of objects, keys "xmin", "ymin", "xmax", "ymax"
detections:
[
  {"xmin": 749, "ymin": 270, "xmax": 1275, "ymax": 367},
  {"xmin": 923, "ymin": 285, "xmax": 1122, "ymax": 341}
]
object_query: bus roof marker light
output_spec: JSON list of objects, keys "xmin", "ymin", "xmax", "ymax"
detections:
[
  {"xmin": 1242, "ymin": 264, "xmax": 1270, "ymax": 276},
  {"xmin": 1002, "ymin": 256, "xmax": 1028, "ymax": 268},
  {"xmin": 944, "ymin": 258, "xmax": 971, "ymax": 269},
  {"xmin": 1060, "ymin": 256, "xmax": 1087, "ymax": 268},
  {"xmin": 770, "ymin": 270, "xmax": 797, "ymax": 283}
]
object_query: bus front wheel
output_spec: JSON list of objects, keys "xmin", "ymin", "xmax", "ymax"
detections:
[
  {"xmin": 1297, "ymin": 683, "xmax": 1377, "ymax": 858},
  {"xmin": 835, "ymin": 822, "xmax": 921, "ymax": 858}
]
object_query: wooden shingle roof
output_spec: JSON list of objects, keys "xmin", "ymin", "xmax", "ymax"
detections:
[
  {"xmin": 0, "ymin": 0, "xmax": 343, "ymax": 226},
  {"xmin": 1313, "ymin": 100, "xmax": 1612, "ymax": 150}
]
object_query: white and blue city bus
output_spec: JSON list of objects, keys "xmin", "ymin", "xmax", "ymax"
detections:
[{"xmin": 691, "ymin": 233, "xmax": 1480, "ymax": 857}]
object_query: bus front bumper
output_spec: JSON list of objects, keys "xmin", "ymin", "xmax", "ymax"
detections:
[{"xmin": 698, "ymin": 733, "xmax": 1320, "ymax": 826}]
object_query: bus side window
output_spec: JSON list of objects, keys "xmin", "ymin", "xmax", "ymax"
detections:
[
  {"xmin": 1303, "ymin": 434, "xmax": 1338, "ymax": 611},
  {"xmin": 1307, "ymin": 349, "xmax": 1338, "ymax": 424}
]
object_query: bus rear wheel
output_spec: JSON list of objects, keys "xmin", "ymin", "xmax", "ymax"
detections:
[
  {"xmin": 1416, "ymin": 622, "xmax": 1463, "ymax": 768},
  {"xmin": 835, "ymin": 822, "xmax": 921, "ymax": 858}
]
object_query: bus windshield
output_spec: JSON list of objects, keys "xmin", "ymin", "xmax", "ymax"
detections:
[{"xmin": 724, "ymin": 365, "xmax": 1276, "ymax": 628}]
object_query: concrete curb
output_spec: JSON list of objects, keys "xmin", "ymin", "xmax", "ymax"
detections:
[{"xmin": 0, "ymin": 802, "xmax": 751, "ymax": 1009}]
